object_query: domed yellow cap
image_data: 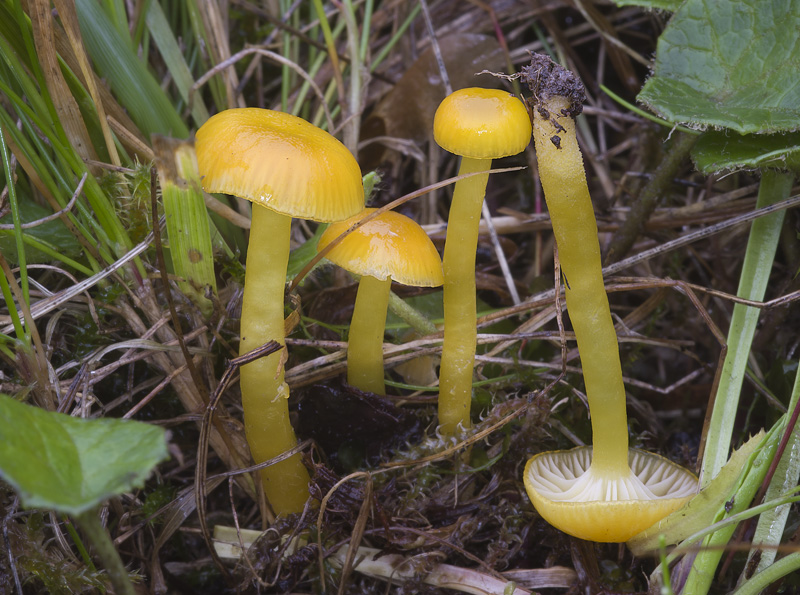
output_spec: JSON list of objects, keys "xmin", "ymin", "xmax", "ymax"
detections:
[
  {"xmin": 318, "ymin": 209, "xmax": 443, "ymax": 287},
  {"xmin": 434, "ymin": 88, "xmax": 531, "ymax": 159},
  {"xmin": 196, "ymin": 108, "xmax": 364, "ymax": 222},
  {"xmin": 524, "ymin": 447, "xmax": 698, "ymax": 543}
]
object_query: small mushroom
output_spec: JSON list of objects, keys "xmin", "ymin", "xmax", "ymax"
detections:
[
  {"xmin": 196, "ymin": 108, "xmax": 364, "ymax": 514},
  {"xmin": 433, "ymin": 87, "xmax": 531, "ymax": 435},
  {"xmin": 520, "ymin": 55, "xmax": 698, "ymax": 542},
  {"xmin": 318, "ymin": 208, "xmax": 443, "ymax": 395}
]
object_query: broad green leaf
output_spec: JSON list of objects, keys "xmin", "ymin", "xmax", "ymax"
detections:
[
  {"xmin": 0, "ymin": 200, "xmax": 81, "ymax": 265},
  {"xmin": 692, "ymin": 130, "xmax": 800, "ymax": 173},
  {"xmin": 639, "ymin": 0, "xmax": 800, "ymax": 134},
  {"xmin": 0, "ymin": 395, "xmax": 168, "ymax": 515}
]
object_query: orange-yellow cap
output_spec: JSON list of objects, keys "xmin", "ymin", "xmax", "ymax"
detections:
[
  {"xmin": 524, "ymin": 447, "xmax": 698, "ymax": 543},
  {"xmin": 196, "ymin": 108, "xmax": 364, "ymax": 222},
  {"xmin": 434, "ymin": 88, "xmax": 531, "ymax": 159},
  {"xmin": 318, "ymin": 209, "xmax": 443, "ymax": 287}
]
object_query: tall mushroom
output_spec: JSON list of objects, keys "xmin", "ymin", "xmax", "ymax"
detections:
[
  {"xmin": 433, "ymin": 88, "xmax": 531, "ymax": 435},
  {"xmin": 196, "ymin": 108, "xmax": 364, "ymax": 515},
  {"xmin": 520, "ymin": 55, "xmax": 697, "ymax": 542},
  {"xmin": 317, "ymin": 208, "xmax": 444, "ymax": 395}
]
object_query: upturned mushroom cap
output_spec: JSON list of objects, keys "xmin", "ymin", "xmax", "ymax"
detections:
[
  {"xmin": 318, "ymin": 209, "xmax": 443, "ymax": 287},
  {"xmin": 196, "ymin": 108, "xmax": 364, "ymax": 222},
  {"xmin": 433, "ymin": 88, "xmax": 532, "ymax": 159},
  {"xmin": 524, "ymin": 447, "xmax": 698, "ymax": 542}
]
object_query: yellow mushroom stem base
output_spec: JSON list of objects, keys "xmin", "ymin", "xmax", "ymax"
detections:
[
  {"xmin": 347, "ymin": 275, "xmax": 392, "ymax": 395},
  {"xmin": 438, "ymin": 157, "xmax": 491, "ymax": 435},
  {"xmin": 524, "ymin": 447, "xmax": 698, "ymax": 542},
  {"xmin": 239, "ymin": 206, "xmax": 310, "ymax": 515}
]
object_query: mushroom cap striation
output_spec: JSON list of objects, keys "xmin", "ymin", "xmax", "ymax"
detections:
[
  {"xmin": 196, "ymin": 108, "xmax": 364, "ymax": 222},
  {"xmin": 433, "ymin": 88, "xmax": 532, "ymax": 159},
  {"xmin": 524, "ymin": 446, "xmax": 698, "ymax": 542},
  {"xmin": 318, "ymin": 209, "xmax": 443, "ymax": 287}
]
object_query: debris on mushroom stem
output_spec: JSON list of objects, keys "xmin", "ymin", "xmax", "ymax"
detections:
[{"xmin": 520, "ymin": 53, "xmax": 586, "ymax": 118}]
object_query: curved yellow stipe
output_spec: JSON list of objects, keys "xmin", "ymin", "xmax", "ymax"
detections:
[
  {"xmin": 437, "ymin": 158, "xmax": 489, "ymax": 434},
  {"xmin": 347, "ymin": 276, "xmax": 392, "ymax": 395},
  {"xmin": 239, "ymin": 207, "xmax": 309, "ymax": 514},
  {"xmin": 532, "ymin": 96, "xmax": 629, "ymax": 474}
]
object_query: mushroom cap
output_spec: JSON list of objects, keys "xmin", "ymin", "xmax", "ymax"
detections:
[
  {"xmin": 524, "ymin": 447, "xmax": 698, "ymax": 543},
  {"xmin": 195, "ymin": 108, "xmax": 364, "ymax": 222},
  {"xmin": 433, "ymin": 88, "xmax": 532, "ymax": 159},
  {"xmin": 318, "ymin": 209, "xmax": 444, "ymax": 287}
]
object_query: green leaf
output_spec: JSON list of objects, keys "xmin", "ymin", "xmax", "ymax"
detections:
[
  {"xmin": 699, "ymin": 171, "xmax": 792, "ymax": 484},
  {"xmin": 74, "ymin": 0, "xmax": 188, "ymax": 139},
  {"xmin": 638, "ymin": 0, "xmax": 800, "ymax": 134},
  {"xmin": 627, "ymin": 429, "xmax": 765, "ymax": 555},
  {"xmin": 0, "ymin": 199, "xmax": 81, "ymax": 265},
  {"xmin": 692, "ymin": 130, "xmax": 800, "ymax": 173},
  {"xmin": 0, "ymin": 395, "xmax": 168, "ymax": 515},
  {"xmin": 145, "ymin": 0, "xmax": 209, "ymax": 128},
  {"xmin": 613, "ymin": 0, "xmax": 683, "ymax": 10},
  {"xmin": 287, "ymin": 223, "xmax": 327, "ymax": 283},
  {"xmin": 742, "ymin": 362, "xmax": 800, "ymax": 576}
]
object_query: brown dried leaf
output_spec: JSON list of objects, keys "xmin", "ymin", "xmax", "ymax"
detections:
[
  {"xmin": 362, "ymin": 34, "xmax": 505, "ymax": 151},
  {"xmin": 31, "ymin": 0, "xmax": 97, "ymax": 166}
]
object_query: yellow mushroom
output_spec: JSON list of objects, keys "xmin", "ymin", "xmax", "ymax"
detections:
[
  {"xmin": 520, "ymin": 55, "xmax": 698, "ymax": 542},
  {"xmin": 433, "ymin": 88, "xmax": 531, "ymax": 435},
  {"xmin": 318, "ymin": 209, "xmax": 443, "ymax": 395},
  {"xmin": 196, "ymin": 108, "xmax": 363, "ymax": 515}
]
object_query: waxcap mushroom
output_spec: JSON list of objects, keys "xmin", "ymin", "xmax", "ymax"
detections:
[
  {"xmin": 518, "ymin": 54, "xmax": 699, "ymax": 542},
  {"xmin": 195, "ymin": 107, "xmax": 363, "ymax": 515},
  {"xmin": 524, "ymin": 447, "xmax": 698, "ymax": 543},
  {"xmin": 434, "ymin": 87, "xmax": 532, "ymax": 159},
  {"xmin": 318, "ymin": 209, "xmax": 444, "ymax": 287},
  {"xmin": 317, "ymin": 208, "xmax": 442, "ymax": 395},
  {"xmin": 196, "ymin": 107, "xmax": 363, "ymax": 221},
  {"xmin": 432, "ymin": 87, "xmax": 531, "ymax": 435}
]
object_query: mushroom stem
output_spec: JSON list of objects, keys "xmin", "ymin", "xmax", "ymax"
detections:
[
  {"xmin": 439, "ymin": 157, "xmax": 491, "ymax": 435},
  {"xmin": 531, "ymin": 96, "xmax": 629, "ymax": 476},
  {"xmin": 347, "ymin": 275, "xmax": 392, "ymax": 395},
  {"xmin": 239, "ymin": 205, "xmax": 310, "ymax": 514}
]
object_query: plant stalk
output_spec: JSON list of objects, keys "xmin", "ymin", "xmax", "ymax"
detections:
[
  {"xmin": 700, "ymin": 170, "xmax": 792, "ymax": 485},
  {"xmin": 74, "ymin": 508, "xmax": 135, "ymax": 595},
  {"xmin": 604, "ymin": 131, "xmax": 697, "ymax": 264},
  {"xmin": 387, "ymin": 291, "xmax": 438, "ymax": 336}
]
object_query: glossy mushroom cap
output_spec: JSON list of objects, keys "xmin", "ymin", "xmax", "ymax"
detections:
[
  {"xmin": 318, "ymin": 209, "xmax": 443, "ymax": 287},
  {"xmin": 196, "ymin": 108, "xmax": 364, "ymax": 222},
  {"xmin": 524, "ymin": 447, "xmax": 698, "ymax": 543},
  {"xmin": 433, "ymin": 88, "xmax": 532, "ymax": 159}
]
